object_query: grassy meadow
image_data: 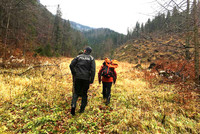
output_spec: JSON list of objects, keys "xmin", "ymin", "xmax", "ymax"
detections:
[{"xmin": 0, "ymin": 58, "xmax": 199, "ymax": 133}]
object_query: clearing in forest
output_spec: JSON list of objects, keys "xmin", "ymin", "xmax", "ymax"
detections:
[{"xmin": 0, "ymin": 58, "xmax": 199, "ymax": 133}]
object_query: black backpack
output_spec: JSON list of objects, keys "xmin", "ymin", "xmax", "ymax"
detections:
[{"xmin": 101, "ymin": 65, "xmax": 114, "ymax": 78}]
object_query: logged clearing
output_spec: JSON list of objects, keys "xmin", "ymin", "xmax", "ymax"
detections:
[{"xmin": 0, "ymin": 58, "xmax": 199, "ymax": 133}]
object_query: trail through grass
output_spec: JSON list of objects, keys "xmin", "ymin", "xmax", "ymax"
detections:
[{"xmin": 0, "ymin": 58, "xmax": 199, "ymax": 133}]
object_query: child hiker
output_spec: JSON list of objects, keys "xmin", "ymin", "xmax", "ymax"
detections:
[{"xmin": 98, "ymin": 58, "xmax": 117, "ymax": 105}]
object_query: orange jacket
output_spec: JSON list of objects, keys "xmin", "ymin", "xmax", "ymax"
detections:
[{"xmin": 98, "ymin": 65, "xmax": 117, "ymax": 83}]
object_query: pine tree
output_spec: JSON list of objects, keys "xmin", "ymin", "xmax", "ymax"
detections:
[
  {"xmin": 141, "ymin": 23, "xmax": 144, "ymax": 33},
  {"xmin": 171, "ymin": 6, "xmax": 182, "ymax": 32},
  {"xmin": 145, "ymin": 19, "xmax": 151, "ymax": 33},
  {"xmin": 62, "ymin": 20, "xmax": 73, "ymax": 56},
  {"xmin": 165, "ymin": 10, "xmax": 171, "ymax": 30},
  {"xmin": 135, "ymin": 22, "xmax": 141, "ymax": 37},
  {"xmin": 52, "ymin": 5, "xmax": 63, "ymax": 55}
]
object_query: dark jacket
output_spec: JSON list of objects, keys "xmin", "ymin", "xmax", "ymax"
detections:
[{"xmin": 70, "ymin": 53, "xmax": 96, "ymax": 83}]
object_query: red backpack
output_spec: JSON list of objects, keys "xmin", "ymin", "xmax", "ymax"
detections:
[
  {"xmin": 101, "ymin": 58, "xmax": 118, "ymax": 78},
  {"xmin": 101, "ymin": 64, "xmax": 114, "ymax": 78}
]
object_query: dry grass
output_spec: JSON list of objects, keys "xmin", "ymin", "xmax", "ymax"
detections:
[{"xmin": 0, "ymin": 57, "xmax": 199, "ymax": 133}]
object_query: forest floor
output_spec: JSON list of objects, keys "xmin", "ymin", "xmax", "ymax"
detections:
[{"xmin": 0, "ymin": 57, "xmax": 199, "ymax": 133}]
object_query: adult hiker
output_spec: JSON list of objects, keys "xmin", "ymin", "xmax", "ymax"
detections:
[
  {"xmin": 69, "ymin": 46, "xmax": 96, "ymax": 116},
  {"xmin": 72, "ymin": 50, "xmax": 84, "ymax": 94},
  {"xmin": 78, "ymin": 50, "xmax": 84, "ymax": 55},
  {"xmin": 98, "ymin": 58, "xmax": 117, "ymax": 105}
]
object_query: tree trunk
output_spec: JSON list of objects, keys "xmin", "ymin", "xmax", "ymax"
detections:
[
  {"xmin": 3, "ymin": 12, "xmax": 11, "ymax": 64},
  {"xmin": 185, "ymin": 0, "xmax": 191, "ymax": 60},
  {"xmin": 193, "ymin": 0, "xmax": 200, "ymax": 85}
]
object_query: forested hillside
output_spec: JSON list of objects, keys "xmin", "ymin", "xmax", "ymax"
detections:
[
  {"xmin": 0, "ymin": 0, "xmax": 126, "ymax": 64},
  {"xmin": 0, "ymin": 0, "xmax": 87, "ymax": 59},
  {"xmin": 83, "ymin": 28, "xmax": 126, "ymax": 59},
  {"xmin": 70, "ymin": 21, "xmax": 95, "ymax": 32}
]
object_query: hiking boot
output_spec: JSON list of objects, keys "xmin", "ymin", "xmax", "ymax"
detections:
[
  {"xmin": 106, "ymin": 97, "xmax": 110, "ymax": 105},
  {"xmin": 71, "ymin": 107, "xmax": 75, "ymax": 116},
  {"xmin": 79, "ymin": 107, "xmax": 85, "ymax": 113},
  {"xmin": 106, "ymin": 101, "xmax": 109, "ymax": 105}
]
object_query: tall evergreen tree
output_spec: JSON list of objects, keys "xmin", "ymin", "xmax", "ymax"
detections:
[
  {"xmin": 134, "ymin": 22, "xmax": 141, "ymax": 38},
  {"xmin": 52, "ymin": 5, "xmax": 63, "ymax": 55},
  {"xmin": 62, "ymin": 20, "xmax": 73, "ymax": 56},
  {"xmin": 145, "ymin": 19, "xmax": 152, "ymax": 33},
  {"xmin": 141, "ymin": 23, "xmax": 144, "ymax": 33},
  {"xmin": 171, "ymin": 6, "xmax": 182, "ymax": 32},
  {"xmin": 165, "ymin": 10, "xmax": 171, "ymax": 30}
]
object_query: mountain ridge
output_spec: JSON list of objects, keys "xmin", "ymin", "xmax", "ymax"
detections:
[
  {"xmin": 69, "ymin": 21, "xmax": 125, "ymax": 36},
  {"xmin": 69, "ymin": 21, "xmax": 96, "ymax": 32}
]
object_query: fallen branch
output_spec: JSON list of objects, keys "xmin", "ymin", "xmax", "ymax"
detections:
[
  {"xmin": 49, "ymin": 73, "xmax": 70, "ymax": 79},
  {"xmin": 19, "ymin": 64, "xmax": 59, "ymax": 76},
  {"xmin": 0, "ymin": 64, "xmax": 59, "ymax": 76}
]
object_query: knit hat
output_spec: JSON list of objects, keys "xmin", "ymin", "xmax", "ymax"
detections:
[
  {"xmin": 78, "ymin": 50, "xmax": 84, "ymax": 55},
  {"xmin": 84, "ymin": 46, "xmax": 92, "ymax": 54}
]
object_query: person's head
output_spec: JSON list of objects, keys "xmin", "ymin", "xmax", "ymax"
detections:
[
  {"xmin": 84, "ymin": 46, "xmax": 92, "ymax": 54},
  {"xmin": 104, "ymin": 58, "xmax": 111, "ymax": 64},
  {"xmin": 78, "ymin": 50, "xmax": 84, "ymax": 55},
  {"xmin": 103, "ymin": 57, "xmax": 111, "ymax": 66}
]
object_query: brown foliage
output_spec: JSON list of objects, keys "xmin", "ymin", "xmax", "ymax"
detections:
[{"xmin": 150, "ymin": 59, "xmax": 196, "ymax": 82}]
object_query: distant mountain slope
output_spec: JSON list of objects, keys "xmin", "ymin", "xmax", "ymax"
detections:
[
  {"xmin": 70, "ymin": 21, "xmax": 95, "ymax": 32},
  {"xmin": 68, "ymin": 21, "xmax": 127, "ymax": 58},
  {"xmin": 82, "ymin": 28, "xmax": 126, "ymax": 58},
  {"xmin": 83, "ymin": 28, "xmax": 124, "ymax": 44},
  {"xmin": 68, "ymin": 21, "xmax": 128, "ymax": 59}
]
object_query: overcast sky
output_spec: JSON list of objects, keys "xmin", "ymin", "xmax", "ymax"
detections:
[{"xmin": 40, "ymin": 0, "xmax": 158, "ymax": 34}]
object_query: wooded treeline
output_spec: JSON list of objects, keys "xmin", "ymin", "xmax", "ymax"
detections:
[
  {"xmin": 0, "ymin": 0, "xmax": 89, "ymax": 60},
  {"xmin": 127, "ymin": 0, "xmax": 200, "ymax": 39},
  {"xmin": 0, "ymin": 0, "xmax": 126, "ymax": 60},
  {"xmin": 83, "ymin": 28, "xmax": 126, "ymax": 59}
]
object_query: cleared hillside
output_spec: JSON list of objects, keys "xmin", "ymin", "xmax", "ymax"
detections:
[{"xmin": 114, "ymin": 33, "xmax": 193, "ymax": 64}]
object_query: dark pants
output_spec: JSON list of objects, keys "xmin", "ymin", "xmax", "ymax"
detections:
[
  {"xmin": 72, "ymin": 76, "xmax": 75, "ymax": 94},
  {"xmin": 71, "ymin": 79, "xmax": 90, "ymax": 109},
  {"xmin": 102, "ymin": 82, "xmax": 112, "ymax": 101}
]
